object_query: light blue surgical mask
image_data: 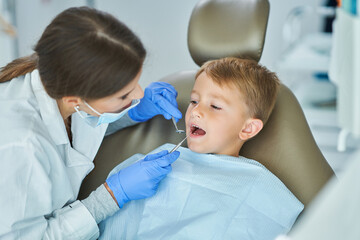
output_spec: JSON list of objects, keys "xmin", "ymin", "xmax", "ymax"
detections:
[{"xmin": 74, "ymin": 99, "xmax": 140, "ymax": 127}]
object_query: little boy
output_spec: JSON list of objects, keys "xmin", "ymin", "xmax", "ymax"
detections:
[{"xmin": 99, "ymin": 57, "xmax": 303, "ymax": 240}]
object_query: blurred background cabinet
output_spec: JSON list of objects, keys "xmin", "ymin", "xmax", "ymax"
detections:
[{"xmin": 330, "ymin": 8, "xmax": 360, "ymax": 148}]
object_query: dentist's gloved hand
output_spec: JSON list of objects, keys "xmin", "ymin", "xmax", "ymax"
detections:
[
  {"xmin": 106, "ymin": 150, "xmax": 180, "ymax": 208},
  {"xmin": 128, "ymin": 82, "xmax": 182, "ymax": 122}
]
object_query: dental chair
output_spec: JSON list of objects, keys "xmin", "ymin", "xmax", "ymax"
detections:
[{"xmin": 79, "ymin": 0, "xmax": 334, "ymax": 213}]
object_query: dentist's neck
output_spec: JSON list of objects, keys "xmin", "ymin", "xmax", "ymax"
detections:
[{"xmin": 56, "ymin": 99, "xmax": 76, "ymax": 121}]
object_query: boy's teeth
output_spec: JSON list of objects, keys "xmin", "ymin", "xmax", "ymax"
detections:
[{"xmin": 190, "ymin": 124, "xmax": 206, "ymax": 136}]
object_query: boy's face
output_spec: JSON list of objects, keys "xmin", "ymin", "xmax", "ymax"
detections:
[{"xmin": 185, "ymin": 72, "xmax": 251, "ymax": 156}]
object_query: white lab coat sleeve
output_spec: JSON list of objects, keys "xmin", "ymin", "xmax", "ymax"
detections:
[
  {"xmin": 105, "ymin": 112, "xmax": 139, "ymax": 136},
  {"xmin": 0, "ymin": 138, "xmax": 99, "ymax": 239},
  {"xmin": 45, "ymin": 201, "xmax": 99, "ymax": 240}
]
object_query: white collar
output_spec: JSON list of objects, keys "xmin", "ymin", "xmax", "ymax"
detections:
[
  {"xmin": 30, "ymin": 69, "xmax": 68, "ymax": 145},
  {"xmin": 29, "ymin": 69, "xmax": 108, "ymax": 162}
]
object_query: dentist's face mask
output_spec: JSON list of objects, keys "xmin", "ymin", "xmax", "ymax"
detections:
[{"xmin": 74, "ymin": 99, "xmax": 140, "ymax": 127}]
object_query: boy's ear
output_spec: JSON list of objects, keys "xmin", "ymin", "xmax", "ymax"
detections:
[{"xmin": 239, "ymin": 118, "xmax": 263, "ymax": 141}]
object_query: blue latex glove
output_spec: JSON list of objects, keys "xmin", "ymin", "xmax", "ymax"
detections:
[
  {"xmin": 106, "ymin": 150, "xmax": 180, "ymax": 208},
  {"xmin": 128, "ymin": 82, "xmax": 182, "ymax": 122}
]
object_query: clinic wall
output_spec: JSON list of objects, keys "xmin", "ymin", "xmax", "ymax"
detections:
[
  {"xmin": 96, "ymin": 0, "xmax": 327, "ymax": 86},
  {"xmin": 0, "ymin": 1, "xmax": 15, "ymax": 67},
  {"xmin": 96, "ymin": 0, "xmax": 199, "ymax": 88},
  {"xmin": 262, "ymin": 0, "xmax": 327, "ymax": 69},
  {"xmin": 4, "ymin": 0, "xmax": 326, "ymax": 87},
  {"xmin": 15, "ymin": 0, "xmax": 87, "ymax": 58}
]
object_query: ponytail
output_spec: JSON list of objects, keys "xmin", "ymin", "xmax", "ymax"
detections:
[{"xmin": 0, "ymin": 53, "xmax": 38, "ymax": 83}]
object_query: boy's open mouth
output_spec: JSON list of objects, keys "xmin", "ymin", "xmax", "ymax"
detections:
[{"xmin": 190, "ymin": 124, "xmax": 206, "ymax": 136}]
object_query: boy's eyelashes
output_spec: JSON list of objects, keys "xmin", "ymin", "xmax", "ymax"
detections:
[
  {"xmin": 189, "ymin": 100, "xmax": 222, "ymax": 110},
  {"xmin": 211, "ymin": 105, "xmax": 222, "ymax": 110}
]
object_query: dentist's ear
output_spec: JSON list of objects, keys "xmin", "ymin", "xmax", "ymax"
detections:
[
  {"xmin": 61, "ymin": 96, "xmax": 83, "ymax": 108},
  {"xmin": 239, "ymin": 118, "xmax": 263, "ymax": 141}
]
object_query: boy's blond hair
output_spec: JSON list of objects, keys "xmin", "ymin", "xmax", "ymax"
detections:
[{"xmin": 196, "ymin": 57, "xmax": 280, "ymax": 124}]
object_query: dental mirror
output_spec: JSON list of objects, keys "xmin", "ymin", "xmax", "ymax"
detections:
[{"xmin": 172, "ymin": 116, "xmax": 185, "ymax": 133}]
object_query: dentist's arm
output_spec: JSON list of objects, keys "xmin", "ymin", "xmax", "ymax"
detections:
[
  {"xmin": 105, "ymin": 150, "xmax": 179, "ymax": 207},
  {"xmin": 0, "ymin": 145, "xmax": 100, "ymax": 240},
  {"xmin": 105, "ymin": 112, "xmax": 138, "ymax": 136},
  {"xmin": 81, "ymin": 150, "xmax": 180, "ymax": 225},
  {"xmin": 106, "ymin": 82, "xmax": 182, "ymax": 136}
]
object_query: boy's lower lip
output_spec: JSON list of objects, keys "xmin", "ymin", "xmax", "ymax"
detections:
[{"xmin": 189, "ymin": 131, "xmax": 206, "ymax": 138}]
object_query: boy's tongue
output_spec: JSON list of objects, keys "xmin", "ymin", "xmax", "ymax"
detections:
[{"xmin": 193, "ymin": 128, "xmax": 206, "ymax": 135}]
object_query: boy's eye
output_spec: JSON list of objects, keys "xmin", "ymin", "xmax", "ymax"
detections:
[
  {"xmin": 190, "ymin": 100, "xmax": 198, "ymax": 105},
  {"xmin": 211, "ymin": 105, "xmax": 222, "ymax": 110}
]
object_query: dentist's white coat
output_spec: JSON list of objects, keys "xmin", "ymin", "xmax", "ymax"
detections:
[{"xmin": 0, "ymin": 70, "xmax": 130, "ymax": 239}]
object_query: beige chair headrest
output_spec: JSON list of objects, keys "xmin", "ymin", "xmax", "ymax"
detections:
[{"xmin": 188, "ymin": 0, "xmax": 270, "ymax": 66}]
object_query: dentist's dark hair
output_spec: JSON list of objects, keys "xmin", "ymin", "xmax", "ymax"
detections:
[{"xmin": 0, "ymin": 6, "xmax": 146, "ymax": 100}]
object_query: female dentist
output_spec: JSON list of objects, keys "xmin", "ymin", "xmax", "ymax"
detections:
[{"xmin": 0, "ymin": 7, "xmax": 181, "ymax": 240}]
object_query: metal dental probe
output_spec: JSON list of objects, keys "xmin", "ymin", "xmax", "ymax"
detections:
[{"xmin": 170, "ymin": 135, "xmax": 189, "ymax": 153}]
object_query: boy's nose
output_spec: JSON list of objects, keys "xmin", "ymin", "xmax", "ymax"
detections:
[{"xmin": 191, "ymin": 104, "xmax": 203, "ymax": 119}]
